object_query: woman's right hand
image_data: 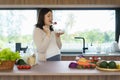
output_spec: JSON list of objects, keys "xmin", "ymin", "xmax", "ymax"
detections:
[{"xmin": 43, "ymin": 26, "xmax": 51, "ymax": 36}]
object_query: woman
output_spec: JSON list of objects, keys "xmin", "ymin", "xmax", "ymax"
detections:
[{"xmin": 33, "ymin": 8, "xmax": 63, "ymax": 61}]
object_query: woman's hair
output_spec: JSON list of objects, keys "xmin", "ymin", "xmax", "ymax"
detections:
[{"xmin": 36, "ymin": 8, "xmax": 54, "ymax": 31}]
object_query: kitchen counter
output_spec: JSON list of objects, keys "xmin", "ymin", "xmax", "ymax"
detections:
[{"xmin": 0, "ymin": 61, "xmax": 120, "ymax": 80}]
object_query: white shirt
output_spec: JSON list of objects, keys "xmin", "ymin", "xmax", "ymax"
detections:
[{"xmin": 33, "ymin": 27, "xmax": 62, "ymax": 61}]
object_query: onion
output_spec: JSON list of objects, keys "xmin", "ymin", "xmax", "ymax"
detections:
[{"xmin": 69, "ymin": 62, "xmax": 78, "ymax": 68}]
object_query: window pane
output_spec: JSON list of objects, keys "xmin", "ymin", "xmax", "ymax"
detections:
[
  {"xmin": 53, "ymin": 10, "xmax": 115, "ymax": 53},
  {"xmin": 0, "ymin": 10, "xmax": 37, "ymax": 51}
]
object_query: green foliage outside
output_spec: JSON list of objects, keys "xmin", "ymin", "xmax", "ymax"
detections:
[
  {"xmin": 61, "ymin": 29, "xmax": 114, "ymax": 44},
  {"xmin": 0, "ymin": 10, "xmax": 33, "ymax": 48}
]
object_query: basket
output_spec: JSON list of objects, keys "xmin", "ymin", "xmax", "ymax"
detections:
[{"xmin": 0, "ymin": 60, "xmax": 15, "ymax": 71}]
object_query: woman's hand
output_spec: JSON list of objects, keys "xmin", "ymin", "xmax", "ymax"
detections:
[
  {"xmin": 55, "ymin": 29, "xmax": 64, "ymax": 37},
  {"xmin": 43, "ymin": 26, "xmax": 51, "ymax": 37},
  {"xmin": 55, "ymin": 32, "xmax": 64, "ymax": 37}
]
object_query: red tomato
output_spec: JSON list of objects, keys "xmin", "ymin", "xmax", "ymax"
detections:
[
  {"xmin": 25, "ymin": 65, "xmax": 31, "ymax": 69},
  {"xmin": 87, "ymin": 64, "xmax": 91, "ymax": 69},
  {"xmin": 17, "ymin": 65, "xmax": 22, "ymax": 69},
  {"xmin": 90, "ymin": 64, "xmax": 96, "ymax": 69},
  {"xmin": 22, "ymin": 65, "xmax": 26, "ymax": 69},
  {"xmin": 17, "ymin": 65, "xmax": 31, "ymax": 69}
]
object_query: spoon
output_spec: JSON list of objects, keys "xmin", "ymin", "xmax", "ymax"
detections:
[{"xmin": 52, "ymin": 22, "xmax": 57, "ymax": 25}]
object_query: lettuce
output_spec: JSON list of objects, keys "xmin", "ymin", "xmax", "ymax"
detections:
[{"xmin": 0, "ymin": 48, "xmax": 21, "ymax": 61}]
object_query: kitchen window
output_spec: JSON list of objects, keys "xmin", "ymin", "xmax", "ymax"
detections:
[
  {"xmin": 0, "ymin": 9, "xmax": 37, "ymax": 51},
  {"xmin": 0, "ymin": 8, "xmax": 118, "ymax": 54},
  {"xmin": 52, "ymin": 9, "xmax": 116, "ymax": 54}
]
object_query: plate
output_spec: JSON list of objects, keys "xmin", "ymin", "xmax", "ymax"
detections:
[{"xmin": 96, "ymin": 66, "xmax": 120, "ymax": 71}]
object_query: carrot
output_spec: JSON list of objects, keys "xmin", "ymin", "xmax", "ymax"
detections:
[{"xmin": 77, "ymin": 61, "xmax": 89, "ymax": 65}]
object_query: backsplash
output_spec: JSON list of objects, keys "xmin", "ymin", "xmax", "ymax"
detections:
[{"xmin": 61, "ymin": 56, "xmax": 120, "ymax": 61}]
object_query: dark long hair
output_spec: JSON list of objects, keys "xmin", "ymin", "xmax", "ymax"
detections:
[{"xmin": 36, "ymin": 8, "xmax": 54, "ymax": 31}]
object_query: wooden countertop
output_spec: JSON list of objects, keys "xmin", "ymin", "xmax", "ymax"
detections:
[{"xmin": 0, "ymin": 61, "xmax": 120, "ymax": 76}]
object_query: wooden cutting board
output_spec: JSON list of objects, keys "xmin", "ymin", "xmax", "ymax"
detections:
[{"xmin": 96, "ymin": 66, "xmax": 120, "ymax": 71}]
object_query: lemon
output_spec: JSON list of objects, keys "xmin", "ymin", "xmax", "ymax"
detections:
[
  {"xmin": 78, "ymin": 58, "xmax": 87, "ymax": 62},
  {"xmin": 117, "ymin": 64, "xmax": 120, "ymax": 69}
]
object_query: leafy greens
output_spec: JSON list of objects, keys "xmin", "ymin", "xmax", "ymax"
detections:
[{"xmin": 0, "ymin": 48, "xmax": 21, "ymax": 61}]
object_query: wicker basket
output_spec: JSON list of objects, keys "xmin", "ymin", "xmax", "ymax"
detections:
[{"xmin": 0, "ymin": 61, "xmax": 15, "ymax": 71}]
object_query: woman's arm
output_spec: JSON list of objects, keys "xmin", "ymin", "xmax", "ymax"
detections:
[
  {"xmin": 33, "ymin": 28, "xmax": 51, "ymax": 54},
  {"xmin": 55, "ymin": 33, "xmax": 62, "ymax": 49}
]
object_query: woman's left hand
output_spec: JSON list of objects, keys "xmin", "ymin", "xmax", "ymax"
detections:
[{"xmin": 55, "ymin": 32, "xmax": 64, "ymax": 37}]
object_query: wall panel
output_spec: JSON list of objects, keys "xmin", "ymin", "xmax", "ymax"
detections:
[
  {"xmin": 0, "ymin": 0, "xmax": 58, "ymax": 5},
  {"xmin": 0, "ymin": 0, "xmax": 120, "ymax": 5},
  {"xmin": 61, "ymin": 56, "xmax": 120, "ymax": 61},
  {"xmin": 24, "ymin": 0, "xmax": 58, "ymax": 5},
  {"xmin": 57, "ymin": 0, "xmax": 120, "ymax": 5}
]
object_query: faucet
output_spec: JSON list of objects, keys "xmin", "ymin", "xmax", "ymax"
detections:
[
  {"xmin": 74, "ymin": 37, "xmax": 88, "ymax": 53},
  {"xmin": 15, "ymin": 43, "xmax": 28, "ymax": 53}
]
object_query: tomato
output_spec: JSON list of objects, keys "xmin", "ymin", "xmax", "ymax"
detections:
[
  {"xmin": 17, "ymin": 65, "xmax": 31, "ymax": 69},
  {"xmin": 17, "ymin": 65, "xmax": 23, "ymax": 69},
  {"xmin": 90, "ymin": 64, "xmax": 96, "ymax": 69},
  {"xmin": 25, "ymin": 65, "xmax": 31, "ymax": 69},
  {"xmin": 23, "ymin": 65, "xmax": 26, "ymax": 69},
  {"xmin": 86, "ymin": 64, "xmax": 91, "ymax": 69}
]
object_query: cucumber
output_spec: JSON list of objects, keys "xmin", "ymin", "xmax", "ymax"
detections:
[{"xmin": 16, "ymin": 59, "xmax": 27, "ymax": 65}]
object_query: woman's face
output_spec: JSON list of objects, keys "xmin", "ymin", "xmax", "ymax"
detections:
[{"xmin": 44, "ymin": 11, "xmax": 53, "ymax": 26}]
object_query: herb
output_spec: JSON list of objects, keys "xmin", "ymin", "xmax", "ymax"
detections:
[{"xmin": 0, "ymin": 48, "xmax": 21, "ymax": 61}]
